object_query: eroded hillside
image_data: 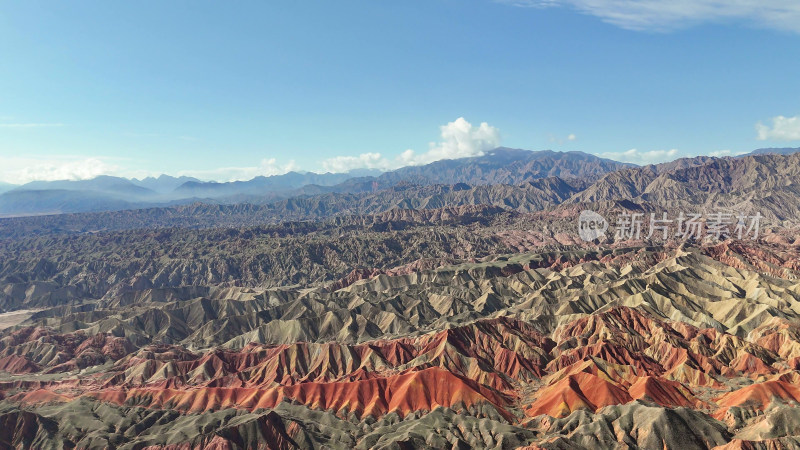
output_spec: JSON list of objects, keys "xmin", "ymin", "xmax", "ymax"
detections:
[
  {"xmin": 4, "ymin": 152, "xmax": 800, "ymax": 449},
  {"xmin": 3, "ymin": 227, "xmax": 800, "ymax": 448}
]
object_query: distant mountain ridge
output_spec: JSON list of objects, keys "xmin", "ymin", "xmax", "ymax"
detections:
[
  {"xmin": 2, "ymin": 176, "xmax": 158, "ymax": 217},
  {"xmin": 173, "ymin": 171, "xmax": 358, "ymax": 198},
  {"xmin": 5, "ymin": 147, "xmax": 798, "ymax": 219},
  {"xmin": 130, "ymin": 175, "xmax": 201, "ymax": 193},
  {"xmin": 5, "ymin": 150, "xmax": 800, "ymax": 236},
  {"xmin": 744, "ymin": 147, "xmax": 800, "ymax": 156},
  {"xmin": 375, "ymin": 148, "xmax": 631, "ymax": 187},
  {"xmin": 14, "ymin": 175, "xmax": 155, "ymax": 198},
  {"xmin": 0, "ymin": 148, "xmax": 630, "ymax": 216},
  {"xmin": 0, "ymin": 182, "xmax": 16, "ymax": 194}
]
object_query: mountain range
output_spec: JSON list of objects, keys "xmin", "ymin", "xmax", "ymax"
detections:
[
  {"xmin": 5, "ymin": 146, "xmax": 800, "ymax": 448},
  {"xmin": 4, "ymin": 146, "xmax": 799, "ymax": 219},
  {"xmin": 3, "ymin": 148, "xmax": 800, "ymax": 238},
  {"xmin": 0, "ymin": 148, "xmax": 631, "ymax": 216},
  {"xmin": 745, "ymin": 146, "xmax": 800, "ymax": 156},
  {"xmin": 3, "ymin": 214, "xmax": 800, "ymax": 448},
  {"xmin": 0, "ymin": 182, "xmax": 16, "ymax": 195}
]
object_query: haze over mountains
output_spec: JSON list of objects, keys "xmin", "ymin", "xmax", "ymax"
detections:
[
  {"xmin": 3, "ymin": 146, "xmax": 797, "ymax": 218},
  {"xmin": 746, "ymin": 147, "xmax": 800, "ymax": 156},
  {"xmin": 0, "ymin": 148, "xmax": 632, "ymax": 216},
  {"xmin": 2, "ymin": 147, "xmax": 800, "ymax": 238},
  {"xmin": 0, "ymin": 182, "xmax": 16, "ymax": 195}
]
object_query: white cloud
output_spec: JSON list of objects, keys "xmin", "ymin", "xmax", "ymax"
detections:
[
  {"xmin": 2, "ymin": 118, "xmax": 502, "ymax": 182},
  {"xmin": 548, "ymin": 133, "xmax": 578, "ymax": 145},
  {"xmin": 401, "ymin": 117, "xmax": 501, "ymax": 166},
  {"xmin": 708, "ymin": 149, "xmax": 750, "ymax": 157},
  {"xmin": 0, "ymin": 123, "xmax": 64, "ymax": 128},
  {"xmin": 597, "ymin": 148, "xmax": 680, "ymax": 164},
  {"xmin": 177, "ymin": 158, "xmax": 298, "ymax": 182},
  {"xmin": 756, "ymin": 115, "xmax": 800, "ymax": 141},
  {"xmin": 0, "ymin": 156, "xmax": 119, "ymax": 184},
  {"xmin": 502, "ymin": 0, "xmax": 800, "ymax": 33},
  {"xmin": 0, "ymin": 154, "xmax": 303, "ymax": 184},
  {"xmin": 321, "ymin": 117, "xmax": 501, "ymax": 173},
  {"xmin": 322, "ymin": 152, "xmax": 393, "ymax": 173}
]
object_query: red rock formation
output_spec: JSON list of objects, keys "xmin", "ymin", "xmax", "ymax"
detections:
[
  {"xmin": 715, "ymin": 381, "xmax": 800, "ymax": 416},
  {"xmin": 0, "ymin": 355, "xmax": 39, "ymax": 374},
  {"xmin": 526, "ymin": 372, "xmax": 632, "ymax": 417},
  {"xmin": 90, "ymin": 367, "xmax": 513, "ymax": 421},
  {"xmin": 628, "ymin": 376, "xmax": 703, "ymax": 408}
]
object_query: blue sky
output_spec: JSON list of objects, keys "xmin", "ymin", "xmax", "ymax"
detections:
[{"xmin": 1, "ymin": 0, "xmax": 799, "ymax": 183}]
